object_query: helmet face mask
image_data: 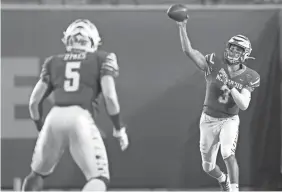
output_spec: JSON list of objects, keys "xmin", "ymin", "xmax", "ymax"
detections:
[
  {"xmin": 62, "ymin": 19, "xmax": 101, "ymax": 53},
  {"xmin": 224, "ymin": 35, "xmax": 253, "ymax": 65},
  {"xmin": 225, "ymin": 44, "xmax": 244, "ymax": 65}
]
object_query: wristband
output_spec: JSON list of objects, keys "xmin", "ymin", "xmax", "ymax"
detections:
[
  {"xmin": 226, "ymin": 81, "xmax": 235, "ymax": 90},
  {"xmin": 110, "ymin": 113, "xmax": 123, "ymax": 130}
]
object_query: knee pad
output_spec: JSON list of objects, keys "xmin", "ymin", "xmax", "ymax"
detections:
[
  {"xmin": 221, "ymin": 147, "xmax": 235, "ymax": 160},
  {"xmin": 202, "ymin": 161, "xmax": 216, "ymax": 173}
]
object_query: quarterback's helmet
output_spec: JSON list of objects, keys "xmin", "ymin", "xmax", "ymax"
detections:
[
  {"xmin": 224, "ymin": 35, "xmax": 254, "ymax": 65},
  {"xmin": 62, "ymin": 19, "xmax": 101, "ymax": 53}
]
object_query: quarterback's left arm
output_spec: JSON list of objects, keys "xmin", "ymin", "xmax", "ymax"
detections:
[{"xmin": 229, "ymin": 75, "xmax": 260, "ymax": 111}]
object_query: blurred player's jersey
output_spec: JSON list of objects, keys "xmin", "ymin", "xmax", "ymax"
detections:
[
  {"xmin": 203, "ymin": 53, "xmax": 260, "ymax": 118},
  {"xmin": 40, "ymin": 50, "xmax": 119, "ymax": 114}
]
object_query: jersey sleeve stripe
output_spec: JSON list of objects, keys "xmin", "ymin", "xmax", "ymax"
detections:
[
  {"xmin": 101, "ymin": 65, "xmax": 118, "ymax": 72},
  {"xmin": 100, "ymin": 66, "xmax": 119, "ymax": 78},
  {"xmin": 250, "ymin": 78, "xmax": 260, "ymax": 87},
  {"xmin": 252, "ymin": 78, "xmax": 260, "ymax": 84},
  {"xmin": 205, "ymin": 53, "xmax": 215, "ymax": 65}
]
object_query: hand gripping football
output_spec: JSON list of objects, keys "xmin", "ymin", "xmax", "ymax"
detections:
[{"xmin": 167, "ymin": 4, "xmax": 189, "ymax": 22}]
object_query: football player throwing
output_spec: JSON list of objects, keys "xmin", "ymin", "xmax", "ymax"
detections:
[
  {"xmin": 22, "ymin": 19, "xmax": 129, "ymax": 192},
  {"xmin": 176, "ymin": 18, "xmax": 260, "ymax": 191}
]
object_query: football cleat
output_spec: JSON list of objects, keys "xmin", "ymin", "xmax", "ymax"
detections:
[{"xmin": 219, "ymin": 173, "xmax": 231, "ymax": 191}]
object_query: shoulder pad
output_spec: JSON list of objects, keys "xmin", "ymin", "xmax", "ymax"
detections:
[
  {"xmin": 104, "ymin": 52, "xmax": 119, "ymax": 71},
  {"xmin": 99, "ymin": 51, "xmax": 119, "ymax": 78},
  {"xmin": 97, "ymin": 50, "xmax": 118, "ymax": 68}
]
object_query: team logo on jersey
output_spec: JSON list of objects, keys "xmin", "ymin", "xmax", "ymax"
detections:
[{"xmin": 216, "ymin": 68, "xmax": 243, "ymax": 90}]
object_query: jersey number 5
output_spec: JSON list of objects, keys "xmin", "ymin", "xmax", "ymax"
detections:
[
  {"xmin": 218, "ymin": 85, "xmax": 231, "ymax": 104},
  {"xmin": 64, "ymin": 61, "xmax": 81, "ymax": 92}
]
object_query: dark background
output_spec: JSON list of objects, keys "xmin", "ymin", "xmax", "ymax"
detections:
[{"xmin": 1, "ymin": 7, "xmax": 282, "ymax": 190}]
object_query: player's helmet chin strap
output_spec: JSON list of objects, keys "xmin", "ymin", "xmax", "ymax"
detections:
[{"xmin": 224, "ymin": 35, "xmax": 255, "ymax": 65}]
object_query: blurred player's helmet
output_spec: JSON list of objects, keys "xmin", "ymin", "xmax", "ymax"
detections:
[
  {"xmin": 224, "ymin": 35, "xmax": 254, "ymax": 65},
  {"xmin": 62, "ymin": 19, "xmax": 101, "ymax": 53}
]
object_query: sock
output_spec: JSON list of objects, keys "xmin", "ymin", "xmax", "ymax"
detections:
[
  {"xmin": 217, "ymin": 173, "xmax": 226, "ymax": 183},
  {"xmin": 230, "ymin": 183, "xmax": 239, "ymax": 191}
]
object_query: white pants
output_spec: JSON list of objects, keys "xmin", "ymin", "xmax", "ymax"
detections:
[
  {"xmin": 200, "ymin": 113, "xmax": 239, "ymax": 168},
  {"xmin": 31, "ymin": 106, "xmax": 109, "ymax": 181}
]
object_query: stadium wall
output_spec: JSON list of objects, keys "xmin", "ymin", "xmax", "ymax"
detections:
[{"xmin": 1, "ymin": 5, "xmax": 282, "ymax": 190}]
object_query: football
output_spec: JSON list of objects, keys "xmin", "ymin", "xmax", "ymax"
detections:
[{"xmin": 167, "ymin": 4, "xmax": 189, "ymax": 22}]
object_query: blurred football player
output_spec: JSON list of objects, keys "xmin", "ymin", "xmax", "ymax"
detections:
[
  {"xmin": 176, "ymin": 18, "xmax": 260, "ymax": 191},
  {"xmin": 22, "ymin": 19, "xmax": 129, "ymax": 192}
]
